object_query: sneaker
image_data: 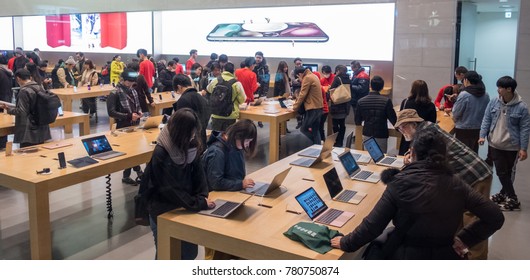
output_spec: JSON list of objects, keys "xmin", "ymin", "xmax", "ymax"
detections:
[
  {"xmin": 501, "ymin": 197, "xmax": 521, "ymax": 211},
  {"xmin": 296, "ymin": 122, "xmax": 302, "ymax": 129},
  {"xmin": 122, "ymin": 177, "xmax": 138, "ymax": 186},
  {"xmin": 491, "ymin": 192, "xmax": 507, "ymax": 205}
]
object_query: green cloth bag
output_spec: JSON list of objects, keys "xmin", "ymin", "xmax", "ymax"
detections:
[{"xmin": 283, "ymin": 222, "xmax": 343, "ymax": 254}]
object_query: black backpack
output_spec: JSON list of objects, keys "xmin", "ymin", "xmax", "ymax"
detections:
[
  {"xmin": 27, "ymin": 85, "xmax": 61, "ymax": 126},
  {"xmin": 210, "ymin": 76, "xmax": 237, "ymax": 117}
]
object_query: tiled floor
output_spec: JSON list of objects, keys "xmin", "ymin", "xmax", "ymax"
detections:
[{"xmin": 1, "ymin": 100, "xmax": 529, "ymax": 259}]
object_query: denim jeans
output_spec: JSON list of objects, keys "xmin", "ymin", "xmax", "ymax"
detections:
[
  {"xmin": 149, "ymin": 215, "xmax": 198, "ymax": 260},
  {"xmin": 301, "ymin": 108, "xmax": 322, "ymax": 145}
]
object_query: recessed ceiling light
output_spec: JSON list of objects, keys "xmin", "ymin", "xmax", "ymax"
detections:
[
  {"xmin": 499, "ymin": 0, "xmax": 508, "ymax": 3},
  {"xmin": 500, "ymin": 4, "xmax": 514, "ymax": 8}
]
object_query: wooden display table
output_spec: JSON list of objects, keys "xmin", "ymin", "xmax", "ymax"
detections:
[{"xmin": 1, "ymin": 111, "xmax": 90, "ymax": 137}]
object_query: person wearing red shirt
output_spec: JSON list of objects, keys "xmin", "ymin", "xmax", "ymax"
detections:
[
  {"xmin": 435, "ymin": 84, "xmax": 459, "ymax": 111},
  {"xmin": 137, "ymin": 48, "xmax": 155, "ymax": 90},
  {"xmin": 186, "ymin": 49, "xmax": 197, "ymax": 75},
  {"xmin": 235, "ymin": 57, "xmax": 259, "ymax": 103},
  {"xmin": 172, "ymin": 57, "xmax": 184, "ymax": 75}
]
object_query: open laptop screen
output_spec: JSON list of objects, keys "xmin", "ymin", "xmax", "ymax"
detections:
[
  {"xmin": 82, "ymin": 135, "xmax": 113, "ymax": 156},
  {"xmin": 323, "ymin": 168, "xmax": 343, "ymax": 198},
  {"xmin": 364, "ymin": 137, "xmax": 385, "ymax": 162},
  {"xmin": 339, "ymin": 152, "xmax": 360, "ymax": 177},
  {"xmin": 295, "ymin": 187, "xmax": 327, "ymax": 220}
]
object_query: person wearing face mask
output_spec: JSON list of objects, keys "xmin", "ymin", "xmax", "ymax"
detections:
[
  {"xmin": 106, "ymin": 68, "xmax": 144, "ymax": 185},
  {"xmin": 144, "ymin": 108, "xmax": 216, "ymax": 259},
  {"xmin": 172, "ymin": 74, "xmax": 211, "ymax": 147},
  {"xmin": 201, "ymin": 119, "xmax": 258, "ymax": 191}
]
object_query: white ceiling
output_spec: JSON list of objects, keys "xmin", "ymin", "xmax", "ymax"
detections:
[{"xmin": 464, "ymin": 0, "xmax": 520, "ymax": 13}]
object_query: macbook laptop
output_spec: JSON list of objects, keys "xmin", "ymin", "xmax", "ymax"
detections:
[
  {"xmin": 290, "ymin": 133, "xmax": 338, "ymax": 167},
  {"xmin": 298, "ymin": 132, "xmax": 338, "ymax": 158},
  {"xmin": 42, "ymin": 142, "xmax": 73, "ymax": 150},
  {"xmin": 295, "ymin": 187, "xmax": 354, "ymax": 228},
  {"xmin": 242, "ymin": 167, "xmax": 291, "ymax": 196},
  {"xmin": 363, "ymin": 137, "xmax": 404, "ymax": 168},
  {"xmin": 199, "ymin": 194, "xmax": 254, "ymax": 218},
  {"xmin": 342, "ymin": 131, "xmax": 371, "ymax": 164},
  {"xmin": 338, "ymin": 151, "xmax": 380, "ymax": 183},
  {"xmin": 140, "ymin": 115, "xmax": 164, "ymax": 130},
  {"xmin": 82, "ymin": 135, "xmax": 126, "ymax": 160},
  {"xmin": 323, "ymin": 168, "xmax": 367, "ymax": 204}
]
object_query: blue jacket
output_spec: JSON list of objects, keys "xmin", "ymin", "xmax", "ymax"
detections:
[
  {"xmin": 452, "ymin": 85, "xmax": 490, "ymax": 129},
  {"xmin": 480, "ymin": 93, "xmax": 530, "ymax": 151},
  {"xmin": 201, "ymin": 131, "xmax": 246, "ymax": 191}
]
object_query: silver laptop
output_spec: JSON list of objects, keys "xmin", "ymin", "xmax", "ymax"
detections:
[
  {"xmin": 323, "ymin": 168, "xmax": 367, "ymax": 205},
  {"xmin": 199, "ymin": 194, "xmax": 253, "ymax": 218},
  {"xmin": 338, "ymin": 151, "xmax": 380, "ymax": 183},
  {"xmin": 342, "ymin": 131, "xmax": 371, "ymax": 164},
  {"xmin": 242, "ymin": 167, "xmax": 291, "ymax": 196},
  {"xmin": 363, "ymin": 137, "xmax": 404, "ymax": 168},
  {"xmin": 295, "ymin": 187, "xmax": 354, "ymax": 228},
  {"xmin": 139, "ymin": 115, "xmax": 164, "ymax": 130},
  {"xmin": 82, "ymin": 135, "xmax": 126, "ymax": 160},
  {"xmin": 290, "ymin": 133, "xmax": 338, "ymax": 167},
  {"xmin": 298, "ymin": 132, "xmax": 338, "ymax": 158}
]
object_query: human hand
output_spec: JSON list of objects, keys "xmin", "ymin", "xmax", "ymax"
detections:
[
  {"xmin": 439, "ymin": 105, "xmax": 444, "ymax": 111},
  {"xmin": 330, "ymin": 236, "xmax": 343, "ymax": 249},
  {"xmin": 478, "ymin": 138, "xmax": 485, "ymax": 145},
  {"xmin": 132, "ymin": 113, "xmax": 140, "ymax": 121},
  {"xmin": 150, "ymin": 102, "xmax": 156, "ymax": 107},
  {"xmin": 519, "ymin": 150, "xmax": 527, "ymax": 161},
  {"xmin": 206, "ymin": 198, "xmax": 216, "ymax": 209},
  {"xmin": 403, "ymin": 152, "xmax": 412, "ymax": 165},
  {"xmin": 0, "ymin": 103, "xmax": 7, "ymax": 110},
  {"xmin": 452, "ymin": 237, "xmax": 469, "ymax": 258},
  {"xmin": 242, "ymin": 178, "xmax": 255, "ymax": 189}
]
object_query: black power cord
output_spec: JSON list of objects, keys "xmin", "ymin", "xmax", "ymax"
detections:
[{"xmin": 105, "ymin": 174, "xmax": 113, "ymax": 220}]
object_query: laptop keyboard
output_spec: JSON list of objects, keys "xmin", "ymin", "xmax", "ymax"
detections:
[
  {"xmin": 380, "ymin": 157, "xmax": 396, "ymax": 165},
  {"xmin": 355, "ymin": 170, "xmax": 373, "ymax": 180},
  {"xmin": 211, "ymin": 202, "xmax": 239, "ymax": 216},
  {"xmin": 316, "ymin": 208, "xmax": 344, "ymax": 224},
  {"xmin": 336, "ymin": 190, "xmax": 358, "ymax": 202}
]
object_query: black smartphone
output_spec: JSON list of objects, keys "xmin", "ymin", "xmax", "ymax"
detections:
[
  {"xmin": 206, "ymin": 22, "xmax": 329, "ymax": 43},
  {"xmin": 159, "ymin": 94, "xmax": 163, "ymax": 100},
  {"xmin": 58, "ymin": 152, "xmax": 66, "ymax": 169}
]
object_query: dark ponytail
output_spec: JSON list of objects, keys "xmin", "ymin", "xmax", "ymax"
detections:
[{"xmin": 411, "ymin": 129, "xmax": 452, "ymax": 172}]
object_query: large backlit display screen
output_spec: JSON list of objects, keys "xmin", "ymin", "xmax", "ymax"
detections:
[
  {"xmin": 0, "ymin": 17, "xmax": 14, "ymax": 50},
  {"xmin": 161, "ymin": 3, "xmax": 395, "ymax": 61},
  {"xmin": 21, "ymin": 12, "xmax": 152, "ymax": 53}
]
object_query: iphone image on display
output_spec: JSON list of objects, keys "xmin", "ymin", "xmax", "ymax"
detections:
[{"xmin": 207, "ymin": 22, "xmax": 329, "ymax": 42}]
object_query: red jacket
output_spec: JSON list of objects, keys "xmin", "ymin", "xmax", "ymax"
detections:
[
  {"xmin": 139, "ymin": 59, "xmax": 155, "ymax": 88},
  {"xmin": 316, "ymin": 72, "xmax": 333, "ymax": 114},
  {"xmin": 434, "ymin": 84, "xmax": 454, "ymax": 109},
  {"xmin": 185, "ymin": 58, "xmax": 195, "ymax": 75},
  {"xmin": 235, "ymin": 68, "xmax": 258, "ymax": 102}
]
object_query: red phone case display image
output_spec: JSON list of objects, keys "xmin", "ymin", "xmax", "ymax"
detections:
[
  {"xmin": 45, "ymin": 15, "xmax": 72, "ymax": 48},
  {"xmin": 100, "ymin": 13, "xmax": 128, "ymax": 49}
]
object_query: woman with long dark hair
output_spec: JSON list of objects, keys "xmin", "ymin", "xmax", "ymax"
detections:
[{"xmin": 146, "ymin": 108, "xmax": 215, "ymax": 259}]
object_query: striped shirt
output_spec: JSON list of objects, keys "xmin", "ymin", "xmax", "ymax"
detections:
[{"xmin": 419, "ymin": 121, "xmax": 492, "ymax": 186}]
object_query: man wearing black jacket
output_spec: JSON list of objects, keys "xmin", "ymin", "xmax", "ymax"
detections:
[
  {"xmin": 106, "ymin": 68, "xmax": 143, "ymax": 185},
  {"xmin": 172, "ymin": 74, "xmax": 211, "ymax": 147},
  {"xmin": 350, "ymin": 60, "xmax": 370, "ymax": 114}
]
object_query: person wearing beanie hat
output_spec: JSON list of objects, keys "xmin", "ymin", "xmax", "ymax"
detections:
[
  {"xmin": 57, "ymin": 56, "xmax": 76, "ymax": 88},
  {"xmin": 106, "ymin": 67, "xmax": 144, "ymax": 185},
  {"xmin": 394, "ymin": 109, "xmax": 493, "ymax": 259}
]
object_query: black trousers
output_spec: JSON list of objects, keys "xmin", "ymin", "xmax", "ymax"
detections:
[
  {"xmin": 454, "ymin": 128, "xmax": 480, "ymax": 153},
  {"xmin": 332, "ymin": 118, "xmax": 346, "ymax": 147},
  {"xmin": 123, "ymin": 165, "xmax": 142, "ymax": 178},
  {"xmin": 319, "ymin": 112, "xmax": 328, "ymax": 142},
  {"xmin": 490, "ymin": 146, "xmax": 519, "ymax": 198}
]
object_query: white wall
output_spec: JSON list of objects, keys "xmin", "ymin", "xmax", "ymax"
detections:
[{"xmin": 475, "ymin": 12, "xmax": 518, "ymax": 96}]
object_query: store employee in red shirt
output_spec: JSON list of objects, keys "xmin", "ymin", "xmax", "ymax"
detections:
[
  {"xmin": 235, "ymin": 57, "xmax": 259, "ymax": 103},
  {"xmin": 137, "ymin": 48, "xmax": 155, "ymax": 91}
]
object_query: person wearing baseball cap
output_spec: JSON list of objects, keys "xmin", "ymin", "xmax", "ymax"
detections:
[
  {"xmin": 106, "ymin": 67, "xmax": 144, "ymax": 185},
  {"xmin": 395, "ymin": 109, "xmax": 493, "ymax": 259}
]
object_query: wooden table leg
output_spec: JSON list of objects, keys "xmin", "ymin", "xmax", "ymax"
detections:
[
  {"xmin": 269, "ymin": 120, "xmax": 279, "ymax": 163},
  {"xmin": 157, "ymin": 219, "xmax": 182, "ymax": 260},
  {"xmin": 28, "ymin": 188, "xmax": 52, "ymax": 260},
  {"xmin": 354, "ymin": 125, "xmax": 363, "ymax": 150},
  {"xmin": 62, "ymin": 97, "xmax": 74, "ymax": 134},
  {"xmin": 80, "ymin": 115, "xmax": 90, "ymax": 136}
]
